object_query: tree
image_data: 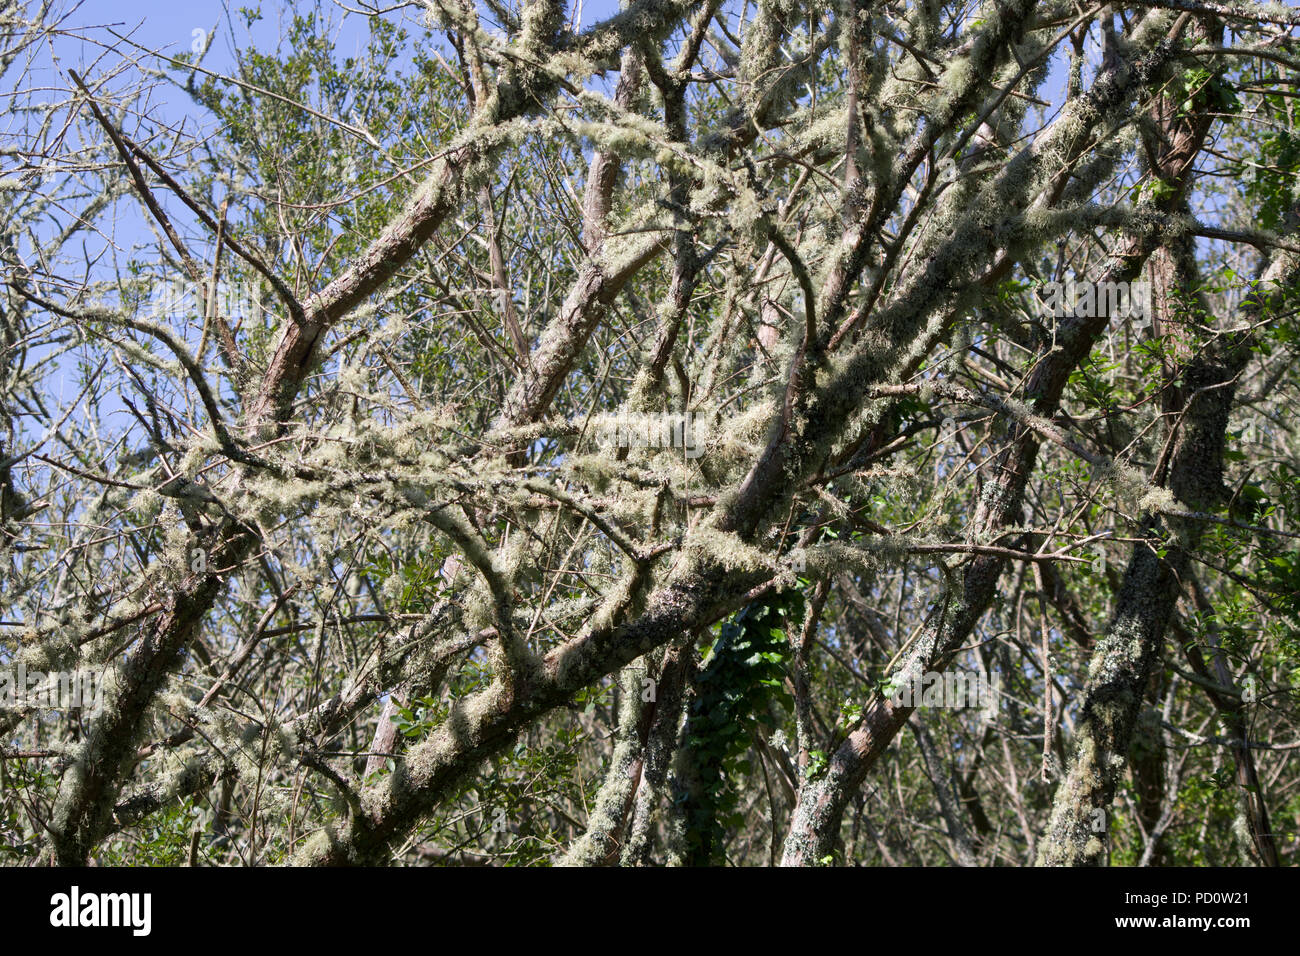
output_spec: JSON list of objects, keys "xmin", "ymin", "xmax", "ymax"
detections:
[{"xmin": 2, "ymin": 0, "xmax": 1299, "ymax": 867}]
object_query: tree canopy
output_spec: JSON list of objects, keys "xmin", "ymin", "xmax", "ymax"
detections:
[{"xmin": 2, "ymin": 0, "xmax": 1300, "ymax": 867}]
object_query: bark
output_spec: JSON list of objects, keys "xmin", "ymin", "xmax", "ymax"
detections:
[
  {"xmin": 910, "ymin": 719, "xmax": 980, "ymax": 866},
  {"xmin": 41, "ymin": 0, "xmax": 701, "ymax": 865},
  {"xmin": 556, "ymin": 661, "xmax": 651, "ymax": 866},
  {"xmin": 781, "ymin": 18, "xmax": 1209, "ymax": 864},
  {"xmin": 1177, "ymin": 583, "xmax": 1279, "ymax": 865},
  {"xmin": 1037, "ymin": 221, "xmax": 1297, "ymax": 867},
  {"xmin": 620, "ymin": 647, "xmax": 689, "ymax": 865}
]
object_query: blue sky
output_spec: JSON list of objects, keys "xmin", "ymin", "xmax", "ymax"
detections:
[
  {"xmin": 3, "ymin": 1, "xmax": 1199, "ymax": 463},
  {"xmin": 11, "ymin": 1, "xmax": 628, "ymax": 450}
]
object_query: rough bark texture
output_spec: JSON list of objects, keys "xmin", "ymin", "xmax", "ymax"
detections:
[{"xmin": 1038, "ymin": 227, "xmax": 1297, "ymax": 866}]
